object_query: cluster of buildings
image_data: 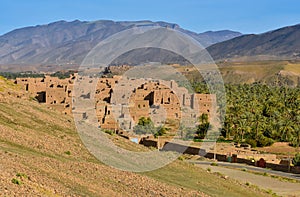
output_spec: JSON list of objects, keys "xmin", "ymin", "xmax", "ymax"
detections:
[
  {"xmin": 15, "ymin": 72, "xmax": 216, "ymax": 133},
  {"xmin": 15, "ymin": 75, "xmax": 75, "ymax": 114}
]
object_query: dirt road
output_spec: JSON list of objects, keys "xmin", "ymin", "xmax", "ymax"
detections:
[{"xmin": 193, "ymin": 161, "xmax": 300, "ymax": 196}]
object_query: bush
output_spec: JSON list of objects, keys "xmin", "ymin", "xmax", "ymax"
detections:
[
  {"xmin": 289, "ymin": 138, "xmax": 300, "ymax": 148},
  {"xmin": 133, "ymin": 117, "xmax": 156, "ymax": 135},
  {"xmin": 11, "ymin": 178, "xmax": 22, "ymax": 185},
  {"xmin": 246, "ymin": 139, "xmax": 257, "ymax": 148},
  {"xmin": 103, "ymin": 129, "xmax": 114, "ymax": 135},
  {"xmin": 217, "ymin": 137, "xmax": 232, "ymax": 143},
  {"xmin": 64, "ymin": 151, "xmax": 71, "ymax": 155},
  {"xmin": 193, "ymin": 139, "xmax": 203, "ymax": 142},
  {"xmin": 246, "ymin": 135, "xmax": 274, "ymax": 148},
  {"xmin": 177, "ymin": 156, "xmax": 184, "ymax": 161},
  {"xmin": 293, "ymin": 153, "xmax": 300, "ymax": 166},
  {"xmin": 266, "ymin": 189, "xmax": 273, "ymax": 195},
  {"xmin": 16, "ymin": 173, "xmax": 27, "ymax": 179},
  {"xmin": 154, "ymin": 126, "xmax": 168, "ymax": 138},
  {"xmin": 257, "ymin": 135, "xmax": 274, "ymax": 147}
]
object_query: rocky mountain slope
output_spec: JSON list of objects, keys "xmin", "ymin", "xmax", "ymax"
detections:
[
  {"xmin": 0, "ymin": 20, "xmax": 241, "ymax": 67},
  {"xmin": 207, "ymin": 23, "xmax": 300, "ymax": 61}
]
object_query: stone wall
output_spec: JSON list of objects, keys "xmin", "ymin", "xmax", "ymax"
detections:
[{"xmin": 141, "ymin": 138, "xmax": 300, "ymax": 174}]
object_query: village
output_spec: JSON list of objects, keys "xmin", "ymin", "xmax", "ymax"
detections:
[
  {"xmin": 13, "ymin": 68, "xmax": 300, "ymax": 174},
  {"xmin": 15, "ymin": 69, "xmax": 216, "ymax": 133}
]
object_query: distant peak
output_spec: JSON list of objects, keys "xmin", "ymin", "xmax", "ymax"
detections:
[{"xmin": 47, "ymin": 20, "xmax": 68, "ymax": 25}]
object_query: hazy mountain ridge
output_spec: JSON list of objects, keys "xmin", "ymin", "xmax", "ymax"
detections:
[
  {"xmin": 207, "ymin": 23, "xmax": 300, "ymax": 61},
  {"xmin": 0, "ymin": 20, "xmax": 241, "ymax": 66}
]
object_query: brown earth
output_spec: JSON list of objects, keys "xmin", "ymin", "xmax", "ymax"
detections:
[
  {"xmin": 257, "ymin": 142, "xmax": 298, "ymax": 158},
  {"xmin": 0, "ymin": 78, "xmax": 272, "ymax": 196},
  {"xmin": 0, "ymin": 97, "xmax": 204, "ymax": 196}
]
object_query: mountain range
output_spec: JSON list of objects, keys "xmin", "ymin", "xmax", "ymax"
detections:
[
  {"xmin": 0, "ymin": 20, "xmax": 241, "ymax": 67},
  {"xmin": 207, "ymin": 23, "xmax": 300, "ymax": 61},
  {"xmin": 0, "ymin": 20, "xmax": 299, "ymax": 71}
]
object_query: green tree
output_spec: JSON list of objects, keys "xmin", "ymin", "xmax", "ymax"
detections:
[
  {"xmin": 196, "ymin": 114, "xmax": 210, "ymax": 139},
  {"xmin": 293, "ymin": 153, "xmax": 300, "ymax": 166},
  {"xmin": 191, "ymin": 82, "xmax": 300, "ymax": 147},
  {"xmin": 154, "ymin": 126, "xmax": 169, "ymax": 138},
  {"xmin": 133, "ymin": 117, "xmax": 156, "ymax": 135}
]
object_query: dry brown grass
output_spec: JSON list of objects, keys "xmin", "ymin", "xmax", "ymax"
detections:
[{"xmin": 0, "ymin": 79, "xmax": 272, "ymax": 196}]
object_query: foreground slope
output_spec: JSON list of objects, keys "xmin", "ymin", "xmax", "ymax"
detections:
[
  {"xmin": 0, "ymin": 98, "xmax": 202, "ymax": 196},
  {"xmin": 0, "ymin": 78, "xmax": 270, "ymax": 196}
]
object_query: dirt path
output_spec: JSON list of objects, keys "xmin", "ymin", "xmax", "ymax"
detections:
[{"xmin": 196, "ymin": 164, "xmax": 300, "ymax": 197}]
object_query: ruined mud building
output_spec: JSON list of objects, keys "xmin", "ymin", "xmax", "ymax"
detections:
[
  {"xmin": 15, "ymin": 75, "xmax": 75, "ymax": 114},
  {"xmin": 16, "ymin": 73, "xmax": 216, "ymax": 132}
]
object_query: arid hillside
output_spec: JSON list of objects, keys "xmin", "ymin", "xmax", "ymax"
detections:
[
  {"xmin": 207, "ymin": 23, "xmax": 300, "ymax": 61},
  {"xmin": 174, "ymin": 60, "xmax": 300, "ymax": 86},
  {"xmin": 0, "ymin": 77, "xmax": 271, "ymax": 196}
]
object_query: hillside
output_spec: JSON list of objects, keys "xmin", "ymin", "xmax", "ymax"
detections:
[
  {"xmin": 218, "ymin": 60, "xmax": 300, "ymax": 86},
  {"xmin": 0, "ymin": 20, "xmax": 241, "ymax": 69},
  {"xmin": 207, "ymin": 23, "xmax": 300, "ymax": 61},
  {"xmin": 172, "ymin": 60, "xmax": 300, "ymax": 86},
  {"xmin": 0, "ymin": 78, "xmax": 271, "ymax": 196}
]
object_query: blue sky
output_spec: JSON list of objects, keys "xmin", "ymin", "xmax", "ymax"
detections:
[{"xmin": 1, "ymin": 0, "xmax": 300, "ymax": 35}]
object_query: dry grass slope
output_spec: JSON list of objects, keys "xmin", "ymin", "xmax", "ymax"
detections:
[
  {"xmin": 219, "ymin": 61, "xmax": 300, "ymax": 85},
  {"xmin": 0, "ymin": 78, "xmax": 272, "ymax": 196}
]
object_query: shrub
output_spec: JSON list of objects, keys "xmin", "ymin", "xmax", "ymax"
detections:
[
  {"xmin": 16, "ymin": 173, "xmax": 27, "ymax": 179},
  {"xmin": 245, "ymin": 139, "xmax": 257, "ymax": 148},
  {"xmin": 257, "ymin": 136, "xmax": 274, "ymax": 147},
  {"xmin": 64, "ymin": 151, "xmax": 71, "ymax": 155},
  {"xmin": 211, "ymin": 162, "xmax": 218, "ymax": 166},
  {"xmin": 193, "ymin": 139, "xmax": 203, "ymax": 142},
  {"xmin": 133, "ymin": 117, "xmax": 156, "ymax": 135},
  {"xmin": 246, "ymin": 136, "xmax": 274, "ymax": 148},
  {"xmin": 213, "ymin": 172, "xmax": 224, "ymax": 177},
  {"xmin": 11, "ymin": 178, "xmax": 22, "ymax": 185},
  {"xmin": 217, "ymin": 137, "xmax": 232, "ymax": 143},
  {"xmin": 103, "ymin": 129, "xmax": 114, "ymax": 135},
  {"xmin": 154, "ymin": 126, "xmax": 168, "ymax": 138},
  {"xmin": 266, "ymin": 189, "xmax": 273, "ymax": 194},
  {"xmin": 177, "ymin": 156, "xmax": 184, "ymax": 161},
  {"xmin": 293, "ymin": 153, "xmax": 300, "ymax": 166},
  {"xmin": 263, "ymin": 172, "xmax": 268, "ymax": 176}
]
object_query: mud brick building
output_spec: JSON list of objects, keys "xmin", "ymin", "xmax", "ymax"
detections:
[
  {"xmin": 15, "ymin": 75, "xmax": 75, "ymax": 114},
  {"xmin": 16, "ymin": 74, "xmax": 216, "ymax": 132}
]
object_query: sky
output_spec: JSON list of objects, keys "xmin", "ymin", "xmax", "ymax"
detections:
[{"xmin": 1, "ymin": 0, "xmax": 300, "ymax": 35}]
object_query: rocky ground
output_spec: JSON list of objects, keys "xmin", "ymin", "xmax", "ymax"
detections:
[{"xmin": 0, "ymin": 97, "xmax": 205, "ymax": 196}]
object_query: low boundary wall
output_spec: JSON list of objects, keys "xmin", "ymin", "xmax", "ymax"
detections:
[{"xmin": 140, "ymin": 138, "xmax": 300, "ymax": 174}]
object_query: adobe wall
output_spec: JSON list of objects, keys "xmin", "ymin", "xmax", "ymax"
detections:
[
  {"xmin": 16, "ymin": 74, "xmax": 216, "ymax": 133},
  {"xmin": 141, "ymin": 138, "xmax": 300, "ymax": 174},
  {"xmin": 16, "ymin": 75, "xmax": 75, "ymax": 114}
]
